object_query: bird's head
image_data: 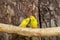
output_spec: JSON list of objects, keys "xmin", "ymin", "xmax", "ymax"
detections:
[
  {"xmin": 30, "ymin": 16, "xmax": 36, "ymax": 22},
  {"xmin": 25, "ymin": 18, "xmax": 30, "ymax": 21},
  {"xmin": 30, "ymin": 16, "xmax": 35, "ymax": 19}
]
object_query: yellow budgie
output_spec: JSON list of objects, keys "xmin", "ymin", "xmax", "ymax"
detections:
[
  {"xmin": 30, "ymin": 16, "xmax": 38, "ymax": 28},
  {"xmin": 19, "ymin": 18, "xmax": 30, "ymax": 28}
]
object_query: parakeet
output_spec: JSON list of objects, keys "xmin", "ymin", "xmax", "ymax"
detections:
[
  {"xmin": 30, "ymin": 16, "xmax": 37, "ymax": 28},
  {"xmin": 19, "ymin": 18, "xmax": 30, "ymax": 28}
]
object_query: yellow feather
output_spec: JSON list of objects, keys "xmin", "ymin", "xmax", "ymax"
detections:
[
  {"xmin": 30, "ymin": 16, "xmax": 37, "ymax": 28},
  {"xmin": 19, "ymin": 18, "xmax": 30, "ymax": 28}
]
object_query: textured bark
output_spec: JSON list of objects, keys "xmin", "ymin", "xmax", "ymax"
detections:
[
  {"xmin": 38, "ymin": 0, "xmax": 60, "ymax": 40},
  {"xmin": 0, "ymin": 0, "xmax": 39, "ymax": 40}
]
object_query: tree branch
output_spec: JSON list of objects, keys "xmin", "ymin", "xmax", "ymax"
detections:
[{"xmin": 0, "ymin": 23, "xmax": 60, "ymax": 37}]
